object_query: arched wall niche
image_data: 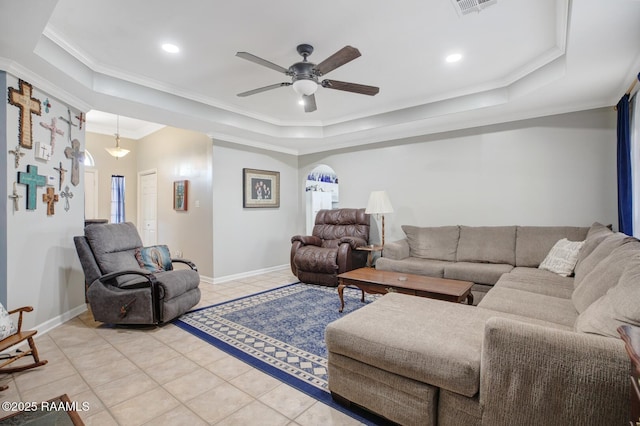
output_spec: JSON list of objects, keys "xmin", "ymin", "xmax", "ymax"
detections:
[{"xmin": 304, "ymin": 164, "xmax": 339, "ymax": 234}]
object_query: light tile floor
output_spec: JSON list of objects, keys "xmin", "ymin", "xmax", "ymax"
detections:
[{"xmin": 0, "ymin": 269, "xmax": 365, "ymax": 426}]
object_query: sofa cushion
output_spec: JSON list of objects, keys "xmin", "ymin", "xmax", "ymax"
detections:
[
  {"xmin": 538, "ymin": 238, "xmax": 585, "ymax": 277},
  {"xmin": 313, "ymin": 208, "xmax": 369, "ymax": 242},
  {"xmin": 478, "ymin": 287, "xmax": 578, "ymax": 328},
  {"xmin": 402, "ymin": 225, "xmax": 459, "ymax": 261},
  {"xmin": 573, "ymin": 232, "xmax": 635, "ymax": 288},
  {"xmin": 456, "ymin": 226, "xmax": 516, "ymax": 265},
  {"xmin": 375, "ymin": 257, "xmax": 448, "ymax": 278},
  {"xmin": 495, "ymin": 268, "xmax": 574, "ymax": 299},
  {"xmin": 575, "ymin": 256, "xmax": 640, "ymax": 337},
  {"xmin": 326, "ymin": 293, "xmax": 489, "ymax": 397},
  {"xmin": 574, "ymin": 222, "xmax": 614, "ymax": 270},
  {"xmin": 443, "ymin": 262, "xmax": 513, "ymax": 286},
  {"xmin": 155, "ymin": 269, "xmax": 201, "ymax": 300},
  {"xmin": 515, "ymin": 226, "xmax": 589, "ymax": 267},
  {"xmin": 85, "ymin": 222, "xmax": 145, "ymax": 286},
  {"xmin": 572, "ymin": 241, "xmax": 640, "ymax": 313},
  {"xmin": 381, "ymin": 239, "xmax": 410, "ymax": 261}
]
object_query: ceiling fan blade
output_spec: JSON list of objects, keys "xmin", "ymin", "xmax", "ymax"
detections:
[
  {"xmin": 236, "ymin": 52, "xmax": 289, "ymax": 74},
  {"xmin": 314, "ymin": 46, "xmax": 361, "ymax": 76},
  {"xmin": 321, "ymin": 79, "xmax": 379, "ymax": 96},
  {"xmin": 303, "ymin": 94, "xmax": 317, "ymax": 113},
  {"xmin": 237, "ymin": 82, "xmax": 291, "ymax": 97}
]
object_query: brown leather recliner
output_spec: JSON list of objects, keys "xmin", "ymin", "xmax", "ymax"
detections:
[{"xmin": 291, "ymin": 208, "xmax": 370, "ymax": 286}]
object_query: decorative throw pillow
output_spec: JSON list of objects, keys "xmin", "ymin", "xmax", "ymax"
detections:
[
  {"xmin": 135, "ymin": 245, "xmax": 173, "ymax": 272},
  {"xmin": 538, "ymin": 238, "xmax": 585, "ymax": 277},
  {"xmin": 0, "ymin": 303, "xmax": 17, "ymax": 340}
]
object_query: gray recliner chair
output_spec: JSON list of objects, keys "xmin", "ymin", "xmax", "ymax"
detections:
[{"xmin": 74, "ymin": 222, "xmax": 201, "ymax": 325}]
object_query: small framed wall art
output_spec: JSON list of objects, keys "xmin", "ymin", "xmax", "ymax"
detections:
[
  {"xmin": 173, "ymin": 180, "xmax": 188, "ymax": 211},
  {"xmin": 243, "ymin": 168, "xmax": 280, "ymax": 208}
]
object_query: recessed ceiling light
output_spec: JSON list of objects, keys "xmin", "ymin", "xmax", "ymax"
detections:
[
  {"xmin": 298, "ymin": 99, "xmax": 305, "ymax": 106},
  {"xmin": 446, "ymin": 53, "xmax": 462, "ymax": 63},
  {"xmin": 162, "ymin": 43, "xmax": 180, "ymax": 54}
]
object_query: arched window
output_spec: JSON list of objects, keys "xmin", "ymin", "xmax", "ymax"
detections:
[{"xmin": 84, "ymin": 149, "xmax": 95, "ymax": 167}]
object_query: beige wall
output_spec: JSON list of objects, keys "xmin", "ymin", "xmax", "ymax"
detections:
[
  {"xmin": 300, "ymin": 108, "xmax": 618, "ymax": 244},
  {"xmin": 85, "ymin": 133, "xmax": 138, "ymax": 223},
  {"xmin": 136, "ymin": 127, "xmax": 213, "ymax": 277},
  {"xmin": 4, "ymin": 72, "xmax": 86, "ymax": 329},
  {"xmin": 211, "ymin": 141, "xmax": 300, "ymax": 279}
]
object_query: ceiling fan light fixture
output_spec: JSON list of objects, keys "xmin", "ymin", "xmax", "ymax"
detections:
[
  {"xmin": 446, "ymin": 53, "xmax": 463, "ymax": 63},
  {"xmin": 161, "ymin": 43, "xmax": 180, "ymax": 54},
  {"xmin": 292, "ymin": 79, "xmax": 318, "ymax": 96}
]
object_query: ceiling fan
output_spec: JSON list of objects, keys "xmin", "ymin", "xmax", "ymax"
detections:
[{"xmin": 235, "ymin": 44, "xmax": 379, "ymax": 113}]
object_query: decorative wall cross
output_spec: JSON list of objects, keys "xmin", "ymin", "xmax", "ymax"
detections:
[
  {"xmin": 17, "ymin": 165, "xmax": 47, "ymax": 210},
  {"xmin": 60, "ymin": 186, "xmax": 73, "ymax": 212},
  {"xmin": 54, "ymin": 162, "xmax": 67, "ymax": 190},
  {"xmin": 64, "ymin": 139, "xmax": 85, "ymax": 186},
  {"xmin": 40, "ymin": 117, "xmax": 65, "ymax": 154},
  {"xmin": 42, "ymin": 187, "xmax": 59, "ymax": 216},
  {"xmin": 8, "ymin": 80, "xmax": 42, "ymax": 149},
  {"xmin": 35, "ymin": 142, "xmax": 52, "ymax": 161},
  {"xmin": 75, "ymin": 112, "xmax": 86, "ymax": 130},
  {"xmin": 59, "ymin": 109, "xmax": 77, "ymax": 142},
  {"xmin": 8, "ymin": 145, "xmax": 25, "ymax": 168},
  {"xmin": 8, "ymin": 182, "xmax": 22, "ymax": 212}
]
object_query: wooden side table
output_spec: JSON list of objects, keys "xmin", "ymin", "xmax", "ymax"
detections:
[
  {"xmin": 356, "ymin": 245, "xmax": 384, "ymax": 267},
  {"xmin": 618, "ymin": 325, "xmax": 640, "ymax": 426}
]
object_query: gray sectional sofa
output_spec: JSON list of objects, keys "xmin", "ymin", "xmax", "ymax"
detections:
[
  {"xmin": 376, "ymin": 224, "xmax": 590, "ymax": 301},
  {"xmin": 326, "ymin": 222, "xmax": 636, "ymax": 425}
]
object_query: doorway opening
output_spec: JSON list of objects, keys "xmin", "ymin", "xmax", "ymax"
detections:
[{"xmin": 138, "ymin": 169, "xmax": 158, "ymax": 246}]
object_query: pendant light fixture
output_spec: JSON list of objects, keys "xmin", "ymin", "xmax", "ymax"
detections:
[{"xmin": 105, "ymin": 115, "xmax": 130, "ymax": 159}]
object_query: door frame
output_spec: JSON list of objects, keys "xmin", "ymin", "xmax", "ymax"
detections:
[
  {"xmin": 84, "ymin": 168, "xmax": 99, "ymax": 219},
  {"xmin": 137, "ymin": 168, "xmax": 158, "ymax": 243}
]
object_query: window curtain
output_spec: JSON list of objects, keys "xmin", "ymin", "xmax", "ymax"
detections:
[
  {"xmin": 632, "ymin": 93, "xmax": 640, "ymax": 237},
  {"xmin": 110, "ymin": 175, "xmax": 125, "ymax": 223},
  {"xmin": 617, "ymin": 94, "xmax": 632, "ymax": 235}
]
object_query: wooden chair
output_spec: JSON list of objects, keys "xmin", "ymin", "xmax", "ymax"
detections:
[{"xmin": 0, "ymin": 306, "xmax": 48, "ymax": 391}]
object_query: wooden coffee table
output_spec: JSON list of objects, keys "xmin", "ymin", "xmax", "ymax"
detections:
[{"xmin": 337, "ymin": 268, "xmax": 474, "ymax": 312}]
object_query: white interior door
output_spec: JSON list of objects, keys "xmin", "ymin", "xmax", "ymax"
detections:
[
  {"xmin": 138, "ymin": 170, "xmax": 158, "ymax": 246},
  {"xmin": 84, "ymin": 169, "xmax": 98, "ymax": 219}
]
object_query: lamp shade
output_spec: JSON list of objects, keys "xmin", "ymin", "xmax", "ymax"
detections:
[
  {"xmin": 105, "ymin": 134, "xmax": 130, "ymax": 158},
  {"xmin": 105, "ymin": 145, "xmax": 130, "ymax": 158},
  {"xmin": 365, "ymin": 191, "xmax": 394, "ymax": 215}
]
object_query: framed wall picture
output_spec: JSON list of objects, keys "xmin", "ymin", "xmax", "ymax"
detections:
[
  {"xmin": 243, "ymin": 168, "xmax": 280, "ymax": 208},
  {"xmin": 173, "ymin": 180, "xmax": 188, "ymax": 211}
]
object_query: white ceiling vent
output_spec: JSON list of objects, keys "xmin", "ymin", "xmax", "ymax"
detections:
[{"xmin": 451, "ymin": 0, "xmax": 497, "ymax": 16}]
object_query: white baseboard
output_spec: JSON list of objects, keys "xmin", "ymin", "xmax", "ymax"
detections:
[
  {"xmin": 30, "ymin": 266, "xmax": 287, "ymax": 337},
  {"xmin": 33, "ymin": 303, "xmax": 88, "ymax": 339},
  {"xmin": 199, "ymin": 275, "xmax": 214, "ymax": 285},
  {"xmin": 211, "ymin": 264, "xmax": 289, "ymax": 284}
]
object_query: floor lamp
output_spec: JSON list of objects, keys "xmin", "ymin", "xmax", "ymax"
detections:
[{"xmin": 365, "ymin": 190, "xmax": 394, "ymax": 246}]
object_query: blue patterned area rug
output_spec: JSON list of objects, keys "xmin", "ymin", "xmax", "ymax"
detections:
[{"xmin": 174, "ymin": 282, "xmax": 383, "ymax": 424}]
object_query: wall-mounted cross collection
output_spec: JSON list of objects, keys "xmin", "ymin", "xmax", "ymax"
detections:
[{"xmin": 6, "ymin": 79, "xmax": 85, "ymax": 215}]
